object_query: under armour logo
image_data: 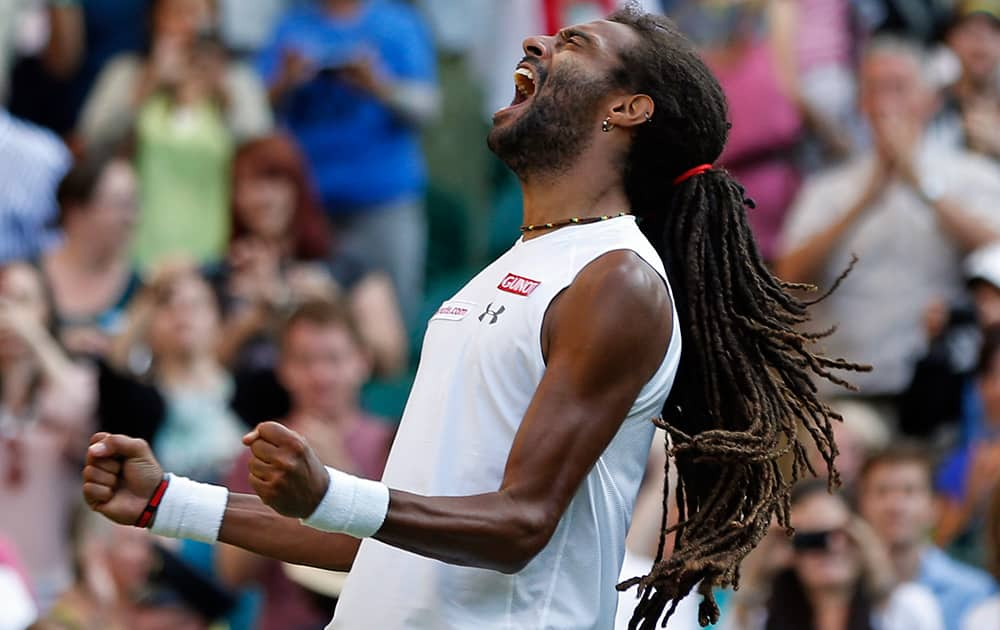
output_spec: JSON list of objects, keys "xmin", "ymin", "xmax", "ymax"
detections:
[{"xmin": 479, "ymin": 303, "xmax": 505, "ymax": 325}]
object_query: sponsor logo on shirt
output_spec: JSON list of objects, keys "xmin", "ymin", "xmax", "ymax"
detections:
[
  {"xmin": 432, "ymin": 300, "xmax": 476, "ymax": 321},
  {"xmin": 479, "ymin": 303, "xmax": 506, "ymax": 325},
  {"xmin": 498, "ymin": 273, "xmax": 541, "ymax": 297}
]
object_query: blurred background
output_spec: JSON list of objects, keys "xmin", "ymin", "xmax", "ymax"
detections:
[{"xmin": 0, "ymin": 0, "xmax": 999, "ymax": 628}]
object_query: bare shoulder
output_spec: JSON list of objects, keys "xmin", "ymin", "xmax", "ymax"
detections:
[{"xmin": 543, "ymin": 250, "xmax": 672, "ymax": 371}]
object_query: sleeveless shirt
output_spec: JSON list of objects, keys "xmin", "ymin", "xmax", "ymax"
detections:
[{"xmin": 330, "ymin": 215, "xmax": 682, "ymax": 629}]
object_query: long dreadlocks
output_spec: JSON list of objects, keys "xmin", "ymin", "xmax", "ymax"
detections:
[{"xmin": 606, "ymin": 7, "xmax": 869, "ymax": 628}]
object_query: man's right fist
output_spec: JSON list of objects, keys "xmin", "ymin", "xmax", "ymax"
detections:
[{"xmin": 82, "ymin": 433, "xmax": 164, "ymax": 526}]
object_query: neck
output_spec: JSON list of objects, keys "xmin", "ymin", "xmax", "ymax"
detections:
[
  {"xmin": 519, "ymin": 154, "xmax": 629, "ymax": 238},
  {"xmin": 156, "ymin": 353, "xmax": 219, "ymax": 387},
  {"xmin": 59, "ymin": 232, "xmax": 121, "ymax": 272},
  {"xmin": 809, "ymin": 587, "xmax": 853, "ymax": 630},
  {"xmin": 889, "ymin": 541, "xmax": 924, "ymax": 582}
]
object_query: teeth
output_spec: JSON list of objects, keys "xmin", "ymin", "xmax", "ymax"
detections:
[{"xmin": 513, "ymin": 67, "xmax": 536, "ymax": 97}]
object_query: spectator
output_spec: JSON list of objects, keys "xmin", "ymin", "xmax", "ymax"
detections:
[
  {"xmin": 775, "ymin": 36, "xmax": 1000, "ymax": 419},
  {"xmin": 854, "ymin": 0, "xmax": 952, "ymax": 43},
  {"xmin": 0, "ymin": 262, "xmax": 96, "ymax": 612},
  {"xmin": 39, "ymin": 150, "xmax": 142, "ymax": 358},
  {"xmin": 935, "ymin": 0, "xmax": 1000, "ymax": 159},
  {"xmin": 131, "ymin": 545, "xmax": 234, "ymax": 630},
  {"xmin": 0, "ymin": 107, "xmax": 71, "ymax": 263},
  {"xmin": 724, "ymin": 480, "xmax": 942, "ymax": 630},
  {"xmin": 937, "ymin": 326, "xmax": 1000, "ymax": 555},
  {"xmin": 78, "ymin": 0, "xmax": 272, "ymax": 270},
  {"xmin": 7, "ymin": 0, "xmax": 149, "ymax": 137},
  {"xmin": 212, "ymin": 133, "xmax": 407, "ymax": 377},
  {"xmin": 216, "ymin": 298, "xmax": 393, "ymax": 630},
  {"xmin": 967, "ymin": 243, "xmax": 1000, "ymax": 328},
  {"xmin": 900, "ymin": 241, "xmax": 1000, "ymax": 439},
  {"xmin": 962, "ymin": 482, "xmax": 1000, "ymax": 629},
  {"xmin": 37, "ymin": 517, "xmax": 155, "ymax": 630},
  {"xmin": 112, "ymin": 263, "xmax": 244, "ymax": 481},
  {"xmin": 257, "ymin": 0, "xmax": 439, "ymax": 324},
  {"xmin": 675, "ymin": 1, "xmax": 804, "ymax": 260},
  {"xmin": 808, "ymin": 399, "xmax": 891, "ymax": 490},
  {"xmin": 858, "ymin": 444, "xmax": 997, "ymax": 629}
]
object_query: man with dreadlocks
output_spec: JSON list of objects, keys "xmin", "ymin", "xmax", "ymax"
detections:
[{"xmin": 81, "ymin": 5, "xmax": 863, "ymax": 629}]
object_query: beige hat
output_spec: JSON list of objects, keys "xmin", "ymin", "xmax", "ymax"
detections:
[{"xmin": 965, "ymin": 242, "xmax": 1000, "ymax": 289}]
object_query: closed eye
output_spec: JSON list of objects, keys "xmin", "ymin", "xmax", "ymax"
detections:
[{"xmin": 559, "ymin": 29, "xmax": 591, "ymax": 47}]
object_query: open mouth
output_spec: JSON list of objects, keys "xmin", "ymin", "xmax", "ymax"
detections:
[{"xmin": 512, "ymin": 66, "xmax": 537, "ymax": 106}]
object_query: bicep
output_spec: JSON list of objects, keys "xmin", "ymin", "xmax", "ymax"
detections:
[{"xmin": 500, "ymin": 254, "xmax": 671, "ymax": 520}]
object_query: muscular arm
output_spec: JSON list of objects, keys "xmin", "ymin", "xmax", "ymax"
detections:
[
  {"xmin": 370, "ymin": 251, "xmax": 672, "ymax": 572},
  {"xmin": 240, "ymin": 251, "xmax": 671, "ymax": 573}
]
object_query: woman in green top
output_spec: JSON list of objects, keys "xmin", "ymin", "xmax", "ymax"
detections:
[{"xmin": 76, "ymin": 0, "xmax": 272, "ymax": 270}]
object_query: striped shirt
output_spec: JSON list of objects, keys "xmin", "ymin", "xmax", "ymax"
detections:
[{"xmin": 0, "ymin": 109, "xmax": 70, "ymax": 263}]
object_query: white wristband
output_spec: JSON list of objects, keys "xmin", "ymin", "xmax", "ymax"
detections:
[
  {"xmin": 301, "ymin": 467, "xmax": 390, "ymax": 538},
  {"xmin": 149, "ymin": 474, "xmax": 229, "ymax": 543}
]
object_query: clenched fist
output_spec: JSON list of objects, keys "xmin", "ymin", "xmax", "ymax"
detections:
[
  {"xmin": 243, "ymin": 421, "xmax": 330, "ymax": 519},
  {"xmin": 82, "ymin": 433, "xmax": 164, "ymax": 526}
]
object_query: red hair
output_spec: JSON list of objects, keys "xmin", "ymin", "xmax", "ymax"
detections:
[{"xmin": 230, "ymin": 133, "xmax": 331, "ymax": 260}]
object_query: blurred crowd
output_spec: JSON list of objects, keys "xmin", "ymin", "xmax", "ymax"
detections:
[{"xmin": 0, "ymin": 0, "xmax": 999, "ymax": 629}]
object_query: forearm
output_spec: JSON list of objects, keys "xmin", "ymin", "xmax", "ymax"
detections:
[
  {"xmin": 372, "ymin": 490, "xmax": 550, "ymax": 574},
  {"xmin": 775, "ymin": 205, "xmax": 864, "ymax": 283},
  {"xmin": 219, "ymin": 493, "xmax": 359, "ymax": 571},
  {"xmin": 932, "ymin": 197, "xmax": 1000, "ymax": 252},
  {"xmin": 43, "ymin": 4, "xmax": 85, "ymax": 78}
]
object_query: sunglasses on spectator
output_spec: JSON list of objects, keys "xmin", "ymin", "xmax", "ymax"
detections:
[{"xmin": 792, "ymin": 528, "xmax": 846, "ymax": 553}]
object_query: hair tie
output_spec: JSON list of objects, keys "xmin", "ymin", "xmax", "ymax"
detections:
[{"xmin": 673, "ymin": 164, "xmax": 713, "ymax": 185}]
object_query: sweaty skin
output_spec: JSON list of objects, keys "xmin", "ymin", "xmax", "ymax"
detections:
[{"xmin": 82, "ymin": 19, "xmax": 671, "ymax": 575}]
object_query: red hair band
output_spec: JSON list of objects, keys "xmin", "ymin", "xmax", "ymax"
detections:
[{"xmin": 673, "ymin": 164, "xmax": 713, "ymax": 185}]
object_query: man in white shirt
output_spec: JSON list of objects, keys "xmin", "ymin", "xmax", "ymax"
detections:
[
  {"xmin": 775, "ymin": 37, "xmax": 1000, "ymax": 409},
  {"xmin": 81, "ymin": 8, "xmax": 863, "ymax": 629}
]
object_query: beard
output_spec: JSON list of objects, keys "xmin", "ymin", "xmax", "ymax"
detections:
[{"xmin": 487, "ymin": 62, "xmax": 613, "ymax": 180}]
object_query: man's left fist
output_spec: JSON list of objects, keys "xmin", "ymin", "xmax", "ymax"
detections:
[{"xmin": 242, "ymin": 421, "xmax": 330, "ymax": 518}]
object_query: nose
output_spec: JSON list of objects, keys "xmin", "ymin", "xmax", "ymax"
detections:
[{"xmin": 522, "ymin": 35, "xmax": 551, "ymax": 59}]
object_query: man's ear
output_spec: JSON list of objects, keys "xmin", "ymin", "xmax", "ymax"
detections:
[{"xmin": 606, "ymin": 94, "xmax": 654, "ymax": 129}]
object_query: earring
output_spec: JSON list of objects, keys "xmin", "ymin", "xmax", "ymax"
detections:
[
  {"xmin": 644, "ymin": 113, "xmax": 652, "ymax": 123},
  {"xmin": 602, "ymin": 117, "xmax": 614, "ymax": 132}
]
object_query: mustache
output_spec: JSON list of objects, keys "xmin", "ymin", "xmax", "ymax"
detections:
[{"xmin": 517, "ymin": 57, "xmax": 546, "ymax": 84}]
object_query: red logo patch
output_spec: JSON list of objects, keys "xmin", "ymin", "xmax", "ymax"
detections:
[{"xmin": 498, "ymin": 273, "xmax": 541, "ymax": 296}]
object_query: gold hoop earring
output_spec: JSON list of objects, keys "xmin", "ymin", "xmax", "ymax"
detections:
[{"xmin": 602, "ymin": 118, "xmax": 614, "ymax": 133}]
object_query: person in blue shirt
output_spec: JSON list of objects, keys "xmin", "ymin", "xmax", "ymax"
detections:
[
  {"xmin": 257, "ymin": 0, "xmax": 439, "ymax": 325},
  {"xmin": 937, "ymin": 324, "xmax": 1000, "ymax": 559},
  {"xmin": 858, "ymin": 444, "xmax": 997, "ymax": 630}
]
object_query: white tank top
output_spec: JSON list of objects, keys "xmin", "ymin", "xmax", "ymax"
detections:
[{"xmin": 330, "ymin": 216, "xmax": 682, "ymax": 629}]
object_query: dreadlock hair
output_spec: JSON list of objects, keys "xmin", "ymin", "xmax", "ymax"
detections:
[{"xmin": 607, "ymin": 7, "xmax": 869, "ymax": 628}]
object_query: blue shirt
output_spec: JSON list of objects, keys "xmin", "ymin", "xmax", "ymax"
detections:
[
  {"xmin": 0, "ymin": 110, "xmax": 70, "ymax": 262},
  {"xmin": 918, "ymin": 546, "xmax": 997, "ymax": 630},
  {"xmin": 257, "ymin": 1, "xmax": 436, "ymax": 211}
]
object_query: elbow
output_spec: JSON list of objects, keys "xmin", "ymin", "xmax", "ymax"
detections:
[{"xmin": 492, "ymin": 508, "xmax": 559, "ymax": 575}]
